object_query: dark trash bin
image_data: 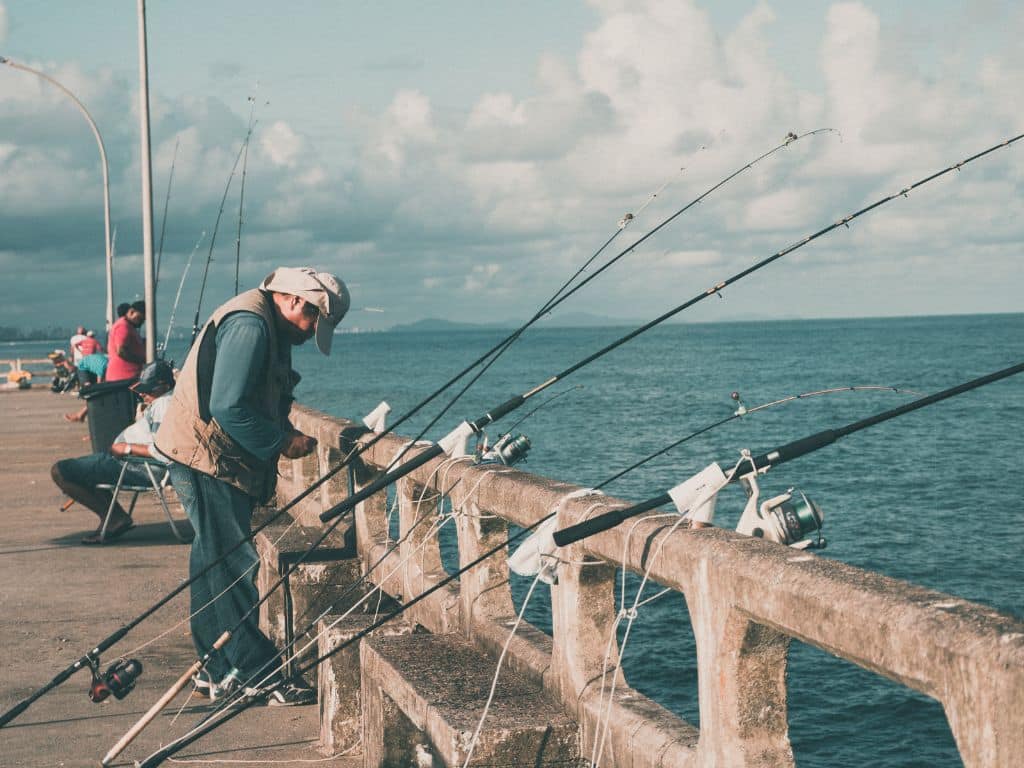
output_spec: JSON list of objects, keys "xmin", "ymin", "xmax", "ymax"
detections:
[{"xmin": 80, "ymin": 379, "xmax": 138, "ymax": 453}]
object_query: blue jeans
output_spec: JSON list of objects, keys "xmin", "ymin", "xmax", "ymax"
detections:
[
  {"xmin": 56, "ymin": 452, "xmax": 151, "ymax": 488},
  {"xmin": 168, "ymin": 463, "xmax": 280, "ymax": 683}
]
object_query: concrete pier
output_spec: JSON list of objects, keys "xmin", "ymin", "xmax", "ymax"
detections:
[{"xmin": 4, "ymin": 388, "xmax": 1023, "ymax": 767}]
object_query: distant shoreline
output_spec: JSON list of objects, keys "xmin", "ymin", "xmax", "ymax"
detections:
[
  {"xmin": 2, "ymin": 310, "xmax": 1020, "ymax": 342},
  {"xmin": 385, "ymin": 310, "xmax": 1024, "ymax": 334}
]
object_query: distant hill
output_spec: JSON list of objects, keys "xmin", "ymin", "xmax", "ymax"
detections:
[
  {"xmin": 387, "ymin": 312, "xmax": 642, "ymax": 333},
  {"xmin": 533, "ymin": 311, "xmax": 640, "ymax": 328},
  {"xmin": 388, "ymin": 318, "xmax": 508, "ymax": 333}
]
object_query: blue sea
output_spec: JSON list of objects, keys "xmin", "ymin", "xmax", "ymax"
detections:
[{"xmin": 9, "ymin": 313, "xmax": 1023, "ymax": 766}]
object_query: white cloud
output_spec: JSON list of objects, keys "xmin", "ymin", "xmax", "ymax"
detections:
[
  {"xmin": 1, "ymin": 1, "xmax": 1022, "ymax": 329},
  {"xmin": 463, "ymin": 263, "xmax": 501, "ymax": 292},
  {"xmin": 260, "ymin": 120, "xmax": 303, "ymax": 167},
  {"xmin": 0, "ymin": 4, "xmax": 8, "ymax": 44}
]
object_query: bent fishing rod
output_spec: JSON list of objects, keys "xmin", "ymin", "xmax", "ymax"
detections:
[
  {"xmin": 135, "ymin": 365, "xmax": 1010, "ymax": 768},
  {"xmin": 3, "ymin": 132, "xmax": 807, "ymax": 731},
  {"xmin": 234, "ymin": 96, "xmax": 257, "ymax": 296},
  {"xmin": 154, "ymin": 137, "xmax": 180, "ymax": 291},
  {"xmin": 554, "ymin": 360, "xmax": 1024, "ymax": 547},
  {"xmin": 319, "ymin": 132, "xmax": 1024, "ymax": 528}
]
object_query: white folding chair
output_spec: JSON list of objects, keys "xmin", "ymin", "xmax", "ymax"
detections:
[{"xmin": 96, "ymin": 456, "xmax": 189, "ymax": 543}]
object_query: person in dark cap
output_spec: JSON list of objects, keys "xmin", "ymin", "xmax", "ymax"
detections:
[
  {"xmin": 51, "ymin": 360, "xmax": 176, "ymax": 544},
  {"xmin": 155, "ymin": 266, "xmax": 349, "ymax": 706}
]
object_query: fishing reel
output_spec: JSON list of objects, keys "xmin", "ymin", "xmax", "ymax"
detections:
[
  {"xmin": 475, "ymin": 432, "xmax": 532, "ymax": 466},
  {"xmin": 88, "ymin": 657, "xmax": 143, "ymax": 703},
  {"xmin": 736, "ymin": 471, "xmax": 826, "ymax": 549}
]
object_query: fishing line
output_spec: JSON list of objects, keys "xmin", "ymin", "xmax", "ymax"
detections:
[
  {"xmin": 595, "ymin": 384, "xmax": 923, "ymax": 491},
  {"xmin": 176, "ymin": 372, "xmax": 571, "ymax": 690},
  {"xmin": 161, "ymin": 231, "xmax": 206, "ymax": 357},
  {"xmin": 590, "ymin": 454, "xmax": 748, "ymax": 767},
  {"xmin": 155, "ymin": 137, "xmax": 180, "ymax": 290},
  {"xmin": 460, "ymin": 571, "xmax": 546, "ymax": 768},
  {"xmin": 0, "ymin": 130, "xmax": 828, "ymax": 729}
]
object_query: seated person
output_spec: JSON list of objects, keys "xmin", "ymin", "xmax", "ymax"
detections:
[
  {"xmin": 63, "ymin": 353, "xmax": 111, "ymax": 422},
  {"xmin": 77, "ymin": 352, "xmax": 109, "ymax": 386},
  {"xmin": 51, "ymin": 360, "xmax": 176, "ymax": 544}
]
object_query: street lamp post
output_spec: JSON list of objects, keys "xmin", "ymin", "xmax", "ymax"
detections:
[
  {"xmin": 137, "ymin": 0, "xmax": 157, "ymax": 362},
  {"xmin": 0, "ymin": 55, "xmax": 115, "ymax": 330}
]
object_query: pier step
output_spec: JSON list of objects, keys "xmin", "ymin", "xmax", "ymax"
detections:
[
  {"xmin": 253, "ymin": 515, "xmax": 365, "ymax": 673},
  {"xmin": 361, "ymin": 632, "xmax": 580, "ymax": 767},
  {"xmin": 316, "ymin": 612, "xmax": 414, "ymax": 756}
]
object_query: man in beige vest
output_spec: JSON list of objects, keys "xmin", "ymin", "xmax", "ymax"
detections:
[{"xmin": 155, "ymin": 267, "xmax": 349, "ymax": 705}]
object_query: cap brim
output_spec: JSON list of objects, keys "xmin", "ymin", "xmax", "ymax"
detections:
[{"xmin": 314, "ymin": 315, "xmax": 336, "ymax": 355}]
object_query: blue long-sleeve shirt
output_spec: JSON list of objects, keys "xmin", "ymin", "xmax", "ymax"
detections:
[{"xmin": 208, "ymin": 312, "xmax": 289, "ymax": 462}]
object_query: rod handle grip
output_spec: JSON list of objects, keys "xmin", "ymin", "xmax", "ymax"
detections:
[
  {"xmin": 101, "ymin": 631, "xmax": 232, "ymax": 766},
  {"xmin": 553, "ymin": 494, "xmax": 671, "ymax": 547},
  {"xmin": 473, "ymin": 394, "xmax": 525, "ymax": 429}
]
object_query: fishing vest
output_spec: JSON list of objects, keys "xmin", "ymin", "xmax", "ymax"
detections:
[{"xmin": 155, "ymin": 289, "xmax": 293, "ymax": 501}]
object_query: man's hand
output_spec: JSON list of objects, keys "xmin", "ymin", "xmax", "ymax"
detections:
[
  {"xmin": 281, "ymin": 430, "xmax": 317, "ymax": 459},
  {"xmin": 110, "ymin": 442, "xmax": 151, "ymax": 458}
]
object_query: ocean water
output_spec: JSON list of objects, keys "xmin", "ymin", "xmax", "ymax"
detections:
[{"xmin": 11, "ymin": 313, "xmax": 1022, "ymax": 766}]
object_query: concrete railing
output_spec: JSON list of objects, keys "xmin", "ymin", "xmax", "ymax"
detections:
[{"xmin": 272, "ymin": 404, "xmax": 1024, "ymax": 767}]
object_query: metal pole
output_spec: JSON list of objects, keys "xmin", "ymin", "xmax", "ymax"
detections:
[
  {"xmin": 0, "ymin": 55, "xmax": 115, "ymax": 330},
  {"xmin": 137, "ymin": 0, "xmax": 157, "ymax": 362}
]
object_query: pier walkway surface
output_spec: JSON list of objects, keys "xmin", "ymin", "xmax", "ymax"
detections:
[{"xmin": 0, "ymin": 389, "xmax": 357, "ymax": 768}]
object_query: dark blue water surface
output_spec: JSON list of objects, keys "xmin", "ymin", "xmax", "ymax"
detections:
[{"xmin": 12, "ymin": 313, "xmax": 1022, "ymax": 766}]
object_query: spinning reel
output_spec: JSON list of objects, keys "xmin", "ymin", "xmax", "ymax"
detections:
[
  {"xmin": 666, "ymin": 456, "xmax": 826, "ymax": 549},
  {"xmin": 88, "ymin": 657, "xmax": 143, "ymax": 703},
  {"xmin": 475, "ymin": 432, "xmax": 532, "ymax": 466},
  {"xmin": 734, "ymin": 471, "xmax": 826, "ymax": 549}
]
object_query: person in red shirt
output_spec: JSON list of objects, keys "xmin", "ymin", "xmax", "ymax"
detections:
[
  {"xmin": 74, "ymin": 330, "xmax": 104, "ymax": 358},
  {"xmin": 106, "ymin": 301, "xmax": 146, "ymax": 382}
]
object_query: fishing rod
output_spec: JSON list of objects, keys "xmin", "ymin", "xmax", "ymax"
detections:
[
  {"xmin": 553, "ymin": 360, "xmax": 1024, "ymax": 547},
  {"xmin": 234, "ymin": 96, "xmax": 257, "ymax": 296},
  {"xmin": 319, "ymin": 132, "xmax": 1024, "ymax": 529},
  {"xmin": 136, "ymin": 362, "xmax": 1019, "ymax": 768},
  {"xmin": 189, "ymin": 130, "xmax": 251, "ymax": 345},
  {"xmin": 154, "ymin": 137, "xmax": 179, "ymax": 290},
  {"xmin": 5, "ymin": 129, "xmax": 792, "ymax": 732},
  {"xmin": 160, "ymin": 231, "xmax": 206, "ymax": 357},
  {"xmin": 155, "ymin": 382, "xmax": 918, "ymax": 744}
]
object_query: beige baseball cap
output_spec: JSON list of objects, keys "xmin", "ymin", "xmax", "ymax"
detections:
[{"xmin": 261, "ymin": 266, "xmax": 350, "ymax": 355}]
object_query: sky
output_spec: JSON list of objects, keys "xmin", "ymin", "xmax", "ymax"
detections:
[{"xmin": 0, "ymin": 0, "xmax": 1021, "ymax": 333}]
